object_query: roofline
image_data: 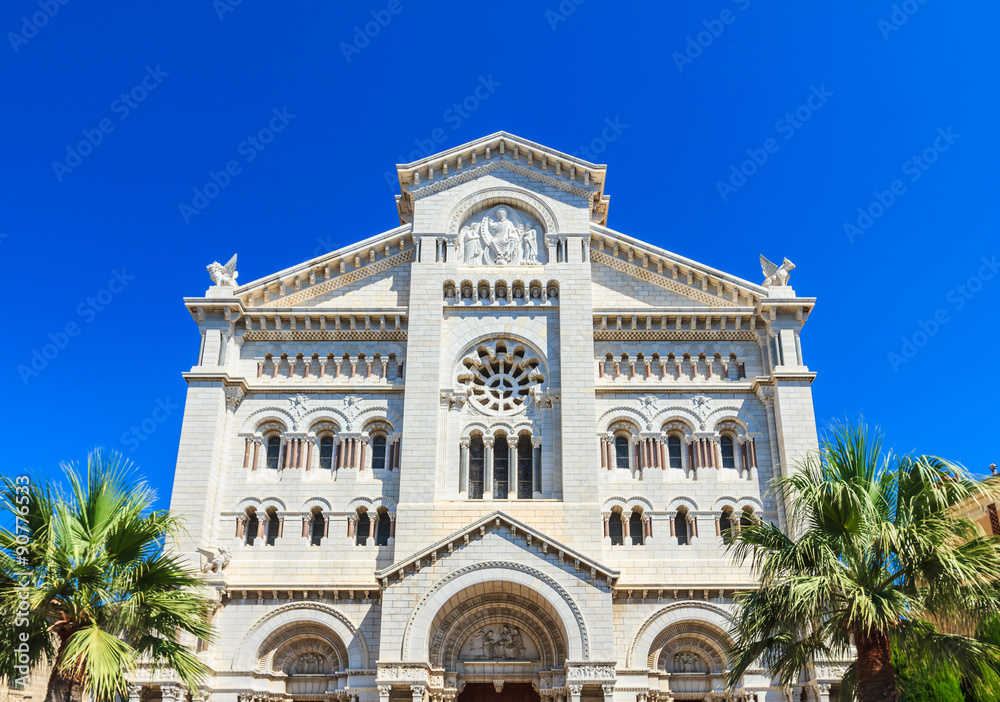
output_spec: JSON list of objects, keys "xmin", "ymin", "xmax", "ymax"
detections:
[
  {"xmin": 233, "ymin": 223, "xmax": 412, "ymax": 294},
  {"xmin": 396, "ymin": 131, "xmax": 606, "ymax": 173},
  {"xmin": 590, "ymin": 223, "xmax": 769, "ymax": 295}
]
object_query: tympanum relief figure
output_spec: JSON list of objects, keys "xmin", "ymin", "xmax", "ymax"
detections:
[{"xmin": 459, "ymin": 206, "xmax": 543, "ymax": 266}]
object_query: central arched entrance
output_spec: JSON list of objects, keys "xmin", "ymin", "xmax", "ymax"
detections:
[
  {"xmin": 424, "ymin": 578, "xmax": 574, "ymax": 696},
  {"xmin": 457, "ymin": 683, "xmax": 540, "ymax": 702}
]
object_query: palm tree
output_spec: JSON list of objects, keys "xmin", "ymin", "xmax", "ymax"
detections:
[
  {"xmin": 726, "ymin": 422, "xmax": 1000, "ymax": 701},
  {"xmin": 0, "ymin": 451, "xmax": 215, "ymax": 702}
]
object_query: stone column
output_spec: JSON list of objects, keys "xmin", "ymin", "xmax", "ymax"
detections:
[
  {"xmin": 378, "ymin": 686, "xmax": 391, "ymax": 702},
  {"xmin": 508, "ymin": 442, "xmax": 518, "ymax": 499},
  {"xmin": 411, "ymin": 684, "xmax": 425, "ymax": 702},
  {"xmin": 252, "ymin": 439, "xmax": 260, "ymax": 470},
  {"xmin": 532, "ymin": 437, "xmax": 542, "ymax": 496},
  {"xmin": 603, "ymin": 513, "xmax": 610, "ymax": 540},
  {"xmin": 816, "ymin": 684, "xmax": 831, "ymax": 702},
  {"xmin": 568, "ymin": 685, "xmax": 582, "ymax": 702},
  {"xmin": 483, "ymin": 436, "xmax": 494, "ymax": 499},
  {"xmin": 602, "ymin": 684, "xmax": 615, "ymax": 702},
  {"xmin": 600, "ymin": 437, "xmax": 607, "ymax": 468},
  {"xmin": 459, "ymin": 438, "xmax": 470, "ymax": 495},
  {"xmin": 347, "ymin": 515, "xmax": 356, "ymax": 539}
]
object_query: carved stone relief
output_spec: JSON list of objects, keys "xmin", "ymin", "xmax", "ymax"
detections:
[{"xmin": 459, "ymin": 205, "xmax": 544, "ymax": 266}]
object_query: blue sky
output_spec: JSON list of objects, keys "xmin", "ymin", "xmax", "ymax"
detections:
[{"xmin": 2, "ymin": 0, "xmax": 998, "ymax": 503}]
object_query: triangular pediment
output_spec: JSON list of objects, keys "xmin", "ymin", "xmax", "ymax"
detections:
[
  {"xmin": 394, "ymin": 131, "xmax": 611, "ymax": 226},
  {"xmin": 589, "ymin": 224, "xmax": 767, "ymax": 310},
  {"xmin": 375, "ymin": 511, "xmax": 620, "ymax": 588}
]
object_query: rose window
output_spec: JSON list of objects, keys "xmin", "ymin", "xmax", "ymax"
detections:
[{"xmin": 459, "ymin": 342, "xmax": 544, "ymax": 416}]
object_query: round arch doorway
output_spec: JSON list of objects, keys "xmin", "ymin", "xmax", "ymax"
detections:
[
  {"xmin": 457, "ymin": 683, "xmax": 539, "ymax": 702},
  {"xmin": 424, "ymin": 579, "xmax": 574, "ymax": 698}
]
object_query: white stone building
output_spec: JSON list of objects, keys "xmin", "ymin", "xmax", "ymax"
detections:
[{"xmin": 155, "ymin": 133, "xmax": 839, "ymax": 702}]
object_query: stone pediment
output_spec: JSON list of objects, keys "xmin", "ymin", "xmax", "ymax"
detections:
[
  {"xmin": 374, "ymin": 511, "xmax": 620, "ymax": 588},
  {"xmin": 394, "ymin": 131, "xmax": 610, "ymax": 226}
]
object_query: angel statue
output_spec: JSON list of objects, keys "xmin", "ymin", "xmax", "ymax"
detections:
[
  {"xmin": 759, "ymin": 255, "xmax": 795, "ymax": 287},
  {"xmin": 461, "ymin": 223, "xmax": 484, "ymax": 265},
  {"xmin": 207, "ymin": 254, "xmax": 239, "ymax": 287}
]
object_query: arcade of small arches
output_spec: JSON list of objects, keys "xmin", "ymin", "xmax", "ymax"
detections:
[
  {"xmin": 599, "ymin": 418, "xmax": 760, "ymax": 480},
  {"xmin": 234, "ymin": 498, "xmax": 396, "ymax": 549},
  {"xmin": 601, "ymin": 497, "xmax": 762, "ymax": 547},
  {"xmin": 241, "ymin": 418, "xmax": 402, "ymax": 473},
  {"xmin": 255, "ymin": 350, "xmax": 405, "ymax": 384},
  {"xmin": 596, "ymin": 351, "xmax": 747, "ymax": 384},
  {"xmin": 444, "ymin": 278, "xmax": 559, "ymax": 304}
]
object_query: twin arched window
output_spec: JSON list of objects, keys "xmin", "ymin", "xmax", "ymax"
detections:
[
  {"xmin": 607, "ymin": 509, "xmax": 646, "ymax": 546},
  {"xmin": 354, "ymin": 510, "xmax": 392, "ymax": 546}
]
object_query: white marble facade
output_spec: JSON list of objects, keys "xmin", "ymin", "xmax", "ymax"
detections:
[{"xmin": 158, "ymin": 133, "xmax": 838, "ymax": 702}]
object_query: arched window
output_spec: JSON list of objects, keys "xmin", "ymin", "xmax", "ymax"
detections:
[
  {"xmin": 720, "ymin": 510, "xmax": 734, "ymax": 542},
  {"xmin": 630, "ymin": 512, "xmax": 644, "ymax": 546},
  {"xmin": 609, "ymin": 511, "xmax": 624, "ymax": 546},
  {"xmin": 356, "ymin": 512, "xmax": 370, "ymax": 546},
  {"xmin": 720, "ymin": 436, "xmax": 736, "ymax": 469},
  {"xmin": 517, "ymin": 435, "xmax": 533, "ymax": 499},
  {"xmin": 319, "ymin": 436, "xmax": 334, "ymax": 469},
  {"xmin": 675, "ymin": 512, "xmax": 689, "ymax": 546},
  {"xmin": 741, "ymin": 508, "xmax": 755, "ymax": 530},
  {"xmin": 372, "ymin": 436, "xmax": 387, "ymax": 470},
  {"xmin": 266, "ymin": 436, "xmax": 281, "ymax": 470},
  {"xmin": 245, "ymin": 511, "xmax": 259, "ymax": 546},
  {"xmin": 667, "ymin": 435, "xmax": 683, "ymax": 469},
  {"xmin": 310, "ymin": 511, "xmax": 325, "ymax": 546},
  {"xmin": 376, "ymin": 512, "xmax": 391, "ymax": 546},
  {"xmin": 469, "ymin": 436, "xmax": 485, "ymax": 500},
  {"xmin": 614, "ymin": 436, "xmax": 630, "ymax": 469},
  {"xmin": 494, "ymin": 435, "xmax": 510, "ymax": 499},
  {"xmin": 265, "ymin": 508, "xmax": 280, "ymax": 546}
]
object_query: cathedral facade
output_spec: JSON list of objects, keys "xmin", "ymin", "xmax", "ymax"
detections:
[{"xmin": 157, "ymin": 133, "xmax": 840, "ymax": 702}]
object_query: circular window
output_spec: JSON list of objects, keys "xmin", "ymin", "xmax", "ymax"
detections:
[{"xmin": 461, "ymin": 342, "xmax": 542, "ymax": 416}]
